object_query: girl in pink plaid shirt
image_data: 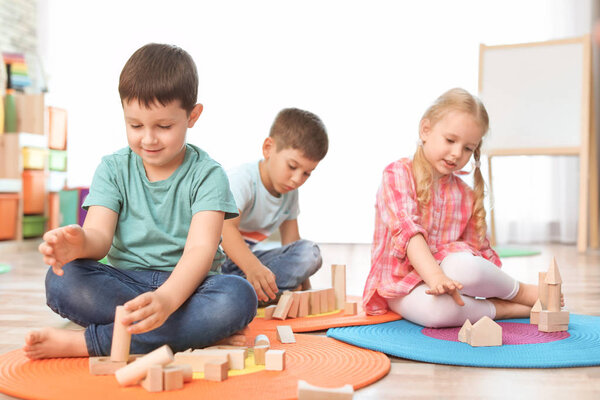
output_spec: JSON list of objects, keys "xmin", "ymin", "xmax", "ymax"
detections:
[{"xmin": 363, "ymin": 88, "xmax": 540, "ymax": 327}]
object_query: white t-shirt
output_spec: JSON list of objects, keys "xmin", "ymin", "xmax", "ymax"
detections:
[{"xmin": 227, "ymin": 161, "xmax": 299, "ymax": 246}]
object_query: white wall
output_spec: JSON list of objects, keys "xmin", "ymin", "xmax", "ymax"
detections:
[{"xmin": 38, "ymin": 0, "xmax": 587, "ymax": 243}]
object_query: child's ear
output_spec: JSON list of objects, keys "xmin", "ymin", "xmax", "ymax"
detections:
[
  {"xmin": 187, "ymin": 104, "xmax": 204, "ymax": 128},
  {"xmin": 419, "ymin": 118, "xmax": 431, "ymax": 142},
  {"xmin": 262, "ymin": 137, "xmax": 275, "ymax": 159}
]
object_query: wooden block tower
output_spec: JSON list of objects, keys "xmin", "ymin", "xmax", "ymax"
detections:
[{"xmin": 531, "ymin": 257, "xmax": 569, "ymax": 332}]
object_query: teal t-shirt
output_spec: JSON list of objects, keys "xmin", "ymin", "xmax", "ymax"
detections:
[{"xmin": 82, "ymin": 144, "xmax": 238, "ymax": 273}]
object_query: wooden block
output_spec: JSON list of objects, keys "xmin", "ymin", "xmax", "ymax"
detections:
[
  {"xmin": 205, "ymin": 345, "xmax": 249, "ymax": 360},
  {"xmin": 204, "ymin": 359, "xmax": 229, "ymax": 382},
  {"xmin": 141, "ymin": 365, "xmax": 163, "ymax": 392},
  {"xmin": 468, "ymin": 316, "xmax": 502, "ymax": 347},
  {"xmin": 115, "ymin": 345, "xmax": 174, "ymax": 386},
  {"xmin": 255, "ymin": 334, "xmax": 270, "ymax": 347},
  {"xmin": 276, "ymin": 325, "xmax": 296, "ymax": 344},
  {"xmin": 326, "ymin": 288, "xmax": 336, "ymax": 312},
  {"xmin": 545, "ymin": 257, "xmax": 563, "ymax": 284},
  {"xmin": 547, "ymin": 285, "xmax": 562, "ymax": 312},
  {"xmin": 298, "ymin": 291, "xmax": 310, "ymax": 317},
  {"xmin": 89, "ymin": 357, "xmax": 126, "ymax": 375},
  {"xmin": 309, "ymin": 290, "xmax": 321, "ymax": 315},
  {"xmin": 530, "ymin": 299, "xmax": 542, "ymax": 325},
  {"xmin": 297, "ymin": 379, "xmax": 354, "ymax": 399},
  {"xmin": 319, "ymin": 289, "xmax": 329, "ymax": 314},
  {"xmin": 163, "ymin": 366, "xmax": 184, "ymax": 391},
  {"xmin": 539, "ymin": 310, "xmax": 569, "ymax": 326},
  {"xmin": 265, "ymin": 349, "xmax": 286, "ymax": 371},
  {"xmin": 538, "ymin": 323, "xmax": 569, "ymax": 332},
  {"xmin": 273, "ymin": 291, "xmax": 294, "ymax": 320},
  {"xmin": 173, "ymin": 348, "xmax": 244, "ymax": 371},
  {"xmin": 287, "ymin": 292, "xmax": 301, "ymax": 318},
  {"xmin": 264, "ymin": 305, "xmax": 277, "ymax": 320},
  {"xmin": 331, "ymin": 264, "xmax": 347, "ymax": 310},
  {"xmin": 254, "ymin": 345, "xmax": 269, "ymax": 365},
  {"xmin": 458, "ymin": 319, "xmax": 472, "ymax": 343},
  {"xmin": 344, "ymin": 301, "xmax": 358, "ymax": 316},
  {"xmin": 539, "ymin": 272, "xmax": 548, "ymax": 309},
  {"xmin": 110, "ymin": 305, "xmax": 131, "ymax": 362}
]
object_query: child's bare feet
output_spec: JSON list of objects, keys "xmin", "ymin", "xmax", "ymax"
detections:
[
  {"xmin": 489, "ymin": 298, "xmax": 532, "ymax": 320},
  {"xmin": 510, "ymin": 282, "xmax": 538, "ymax": 307},
  {"xmin": 215, "ymin": 330, "xmax": 247, "ymax": 347},
  {"xmin": 24, "ymin": 328, "xmax": 89, "ymax": 359}
]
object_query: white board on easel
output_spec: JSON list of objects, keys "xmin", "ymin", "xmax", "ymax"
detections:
[{"xmin": 478, "ymin": 35, "xmax": 597, "ymax": 252}]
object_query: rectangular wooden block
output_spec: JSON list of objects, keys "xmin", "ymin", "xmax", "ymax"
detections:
[
  {"xmin": 298, "ymin": 379, "xmax": 354, "ymax": 399},
  {"xmin": 276, "ymin": 325, "xmax": 296, "ymax": 344},
  {"xmin": 273, "ymin": 291, "xmax": 294, "ymax": 320},
  {"xmin": 110, "ymin": 305, "xmax": 131, "ymax": 362},
  {"xmin": 309, "ymin": 290, "xmax": 321, "ymax": 315},
  {"xmin": 539, "ymin": 310, "xmax": 569, "ymax": 326},
  {"xmin": 539, "ymin": 272, "xmax": 548, "ymax": 309},
  {"xmin": 326, "ymin": 288, "xmax": 336, "ymax": 312},
  {"xmin": 298, "ymin": 291, "xmax": 310, "ymax": 317},
  {"xmin": 319, "ymin": 289, "xmax": 329, "ymax": 314},
  {"xmin": 254, "ymin": 345, "xmax": 269, "ymax": 365},
  {"xmin": 173, "ymin": 349, "xmax": 234, "ymax": 372},
  {"xmin": 205, "ymin": 345, "xmax": 249, "ymax": 360},
  {"xmin": 265, "ymin": 349, "xmax": 286, "ymax": 371},
  {"xmin": 141, "ymin": 365, "xmax": 163, "ymax": 392},
  {"xmin": 163, "ymin": 367, "xmax": 184, "ymax": 391},
  {"xmin": 264, "ymin": 305, "xmax": 277, "ymax": 320},
  {"xmin": 344, "ymin": 301, "xmax": 358, "ymax": 316},
  {"xmin": 204, "ymin": 359, "xmax": 229, "ymax": 382},
  {"xmin": 287, "ymin": 292, "xmax": 301, "ymax": 318},
  {"xmin": 331, "ymin": 264, "xmax": 347, "ymax": 310},
  {"xmin": 538, "ymin": 323, "xmax": 569, "ymax": 332}
]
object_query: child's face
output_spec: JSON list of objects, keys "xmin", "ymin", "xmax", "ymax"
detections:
[
  {"xmin": 261, "ymin": 138, "xmax": 320, "ymax": 196},
  {"xmin": 420, "ymin": 111, "xmax": 483, "ymax": 178},
  {"xmin": 123, "ymin": 99, "xmax": 202, "ymax": 181}
]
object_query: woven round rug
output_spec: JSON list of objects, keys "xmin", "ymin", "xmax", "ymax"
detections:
[
  {"xmin": 0, "ymin": 333, "xmax": 389, "ymax": 400},
  {"xmin": 327, "ymin": 314, "xmax": 600, "ymax": 368}
]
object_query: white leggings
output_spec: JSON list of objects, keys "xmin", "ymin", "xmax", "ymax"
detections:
[{"xmin": 387, "ymin": 252, "xmax": 519, "ymax": 328}]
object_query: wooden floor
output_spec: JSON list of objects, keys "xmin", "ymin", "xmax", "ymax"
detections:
[{"xmin": 0, "ymin": 241, "xmax": 599, "ymax": 399}]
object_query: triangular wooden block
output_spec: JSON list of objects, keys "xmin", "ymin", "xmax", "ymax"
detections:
[
  {"xmin": 545, "ymin": 257, "xmax": 563, "ymax": 284},
  {"xmin": 458, "ymin": 319, "xmax": 471, "ymax": 343}
]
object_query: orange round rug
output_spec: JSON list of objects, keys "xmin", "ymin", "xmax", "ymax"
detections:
[{"xmin": 0, "ymin": 333, "xmax": 389, "ymax": 400}]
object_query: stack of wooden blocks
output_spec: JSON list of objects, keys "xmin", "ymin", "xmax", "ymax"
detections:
[{"xmin": 530, "ymin": 257, "xmax": 569, "ymax": 332}]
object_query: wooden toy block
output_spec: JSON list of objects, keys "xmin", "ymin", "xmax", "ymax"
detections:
[
  {"xmin": 254, "ymin": 345, "xmax": 269, "ymax": 365},
  {"xmin": 468, "ymin": 316, "xmax": 502, "ymax": 347},
  {"xmin": 319, "ymin": 289, "xmax": 329, "ymax": 314},
  {"xmin": 545, "ymin": 257, "xmax": 563, "ymax": 284},
  {"xmin": 538, "ymin": 323, "xmax": 569, "ymax": 332},
  {"xmin": 547, "ymin": 285, "xmax": 561, "ymax": 312},
  {"xmin": 205, "ymin": 345, "xmax": 249, "ymax": 360},
  {"xmin": 530, "ymin": 299, "xmax": 542, "ymax": 325},
  {"xmin": 115, "ymin": 344, "xmax": 174, "ymax": 387},
  {"xmin": 344, "ymin": 301, "xmax": 358, "ymax": 316},
  {"xmin": 539, "ymin": 271, "xmax": 548, "ymax": 310},
  {"xmin": 326, "ymin": 288, "xmax": 336, "ymax": 312},
  {"xmin": 264, "ymin": 305, "xmax": 277, "ymax": 320},
  {"xmin": 273, "ymin": 291, "xmax": 294, "ymax": 320},
  {"xmin": 204, "ymin": 359, "xmax": 229, "ymax": 382},
  {"xmin": 173, "ymin": 348, "xmax": 244, "ymax": 371},
  {"xmin": 297, "ymin": 379, "xmax": 354, "ymax": 399},
  {"xmin": 265, "ymin": 349, "xmax": 286, "ymax": 371},
  {"xmin": 538, "ymin": 310, "xmax": 569, "ymax": 326},
  {"xmin": 163, "ymin": 366, "xmax": 184, "ymax": 391},
  {"xmin": 458, "ymin": 319, "xmax": 472, "ymax": 343},
  {"xmin": 331, "ymin": 264, "xmax": 347, "ymax": 310},
  {"xmin": 309, "ymin": 290, "xmax": 321, "ymax": 315},
  {"xmin": 276, "ymin": 325, "xmax": 296, "ymax": 344},
  {"xmin": 255, "ymin": 334, "xmax": 271, "ymax": 347},
  {"xmin": 110, "ymin": 305, "xmax": 131, "ymax": 362},
  {"xmin": 89, "ymin": 357, "xmax": 126, "ymax": 375},
  {"xmin": 298, "ymin": 291, "xmax": 311, "ymax": 317},
  {"xmin": 141, "ymin": 365, "xmax": 163, "ymax": 393},
  {"xmin": 287, "ymin": 292, "xmax": 301, "ymax": 318}
]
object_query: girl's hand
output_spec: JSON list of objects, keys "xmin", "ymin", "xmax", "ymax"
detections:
[
  {"xmin": 246, "ymin": 264, "xmax": 278, "ymax": 302},
  {"xmin": 425, "ymin": 274, "xmax": 465, "ymax": 306},
  {"xmin": 38, "ymin": 225, "xmax": 85, "ymax": 276},
  {"xmin": 122, "ymin": 291, "xmax": 174, "ymax": 334}
]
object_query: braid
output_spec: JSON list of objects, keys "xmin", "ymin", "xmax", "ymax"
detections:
[
  {"xmin": 412, "ymin": 145, "xmax": 433, "ymax": 216},
  {"xmin": 472, "ymin": 144, "xmax": 487, "ymax": 244}
]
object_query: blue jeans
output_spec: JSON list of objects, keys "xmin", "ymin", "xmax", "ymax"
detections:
[
  {"xmin": 45, "ymin": 259, "xmax": 257, "ymax": 356},
  {"xmin": 220, "ymin": 239, "xmax": 322, "ymax": 291}
]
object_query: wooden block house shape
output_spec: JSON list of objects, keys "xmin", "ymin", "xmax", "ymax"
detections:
[
  {"xmin": 462, "ymin": 316, "xmax": 502, "ymax": 347},
  {"xmin": 458, "ymin": 319, "xmax": 472, "ymax": 343}
]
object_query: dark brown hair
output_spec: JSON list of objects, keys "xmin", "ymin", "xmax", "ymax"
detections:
[
  {"xmin": 269, "ymin": 108, "xmax": 328, "ymax": 161},
  {"xmin": 119, "ymin": 43, "xmax": 198, "ymax": 114}
]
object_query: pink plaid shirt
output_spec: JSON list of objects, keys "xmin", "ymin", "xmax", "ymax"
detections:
[{"xmin": 363, "ymin": 158, "xmax": 501, "ymax": 315}]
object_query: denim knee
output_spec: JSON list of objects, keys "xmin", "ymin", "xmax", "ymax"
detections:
[
  {"xmin": 208, "ymin": 275, "xmax": 257, "ymax": 333},
  {"xmin": 295, "ymin": 239, "xmax": 322, "ymax": 277}
]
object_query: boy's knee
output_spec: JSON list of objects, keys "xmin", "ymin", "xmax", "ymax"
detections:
[
  {"xmin": 294, "ymin": 239, "xmax": 322, "ymax": 275},
  {"xmin": 213, "ymin": 275, "xmax": 257, "ymax": 322}
]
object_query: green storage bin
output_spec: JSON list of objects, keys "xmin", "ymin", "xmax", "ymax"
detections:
[
  {"xmin": 59, "ymin": 189, "xmax": 79, "ymax": 226},
  {"xmin": 22, "ymin": 215, "xmax": 47, "ymax": 238},
  {"xmin": 49, "ymin": 150, "xmax": 67, "ymax": 171}
]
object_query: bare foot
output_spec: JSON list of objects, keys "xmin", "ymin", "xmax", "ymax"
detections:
[
  {"xmin": 489, "ymin": 298, "xmax": 532, "ymax": 319},
  {"xmin": 215, "ymin": 330, "xmax": 247, "ymax": 347},
  {"xmin": 510, "ymin": 282, "xmax": 538, "ymax": 307},
  {"xmin": 24, "ymin": 328, "xmax": 89, "ymax": 360}
]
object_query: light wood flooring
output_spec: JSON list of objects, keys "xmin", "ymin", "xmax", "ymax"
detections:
[{"xmin": 0, "ymin": 241, "xmax": 599, "ymax": 399}]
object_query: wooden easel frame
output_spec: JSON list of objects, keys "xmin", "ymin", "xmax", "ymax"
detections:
[{"xmin": 479, "ymin": 35, "xmax": 598, "ymax": 252}]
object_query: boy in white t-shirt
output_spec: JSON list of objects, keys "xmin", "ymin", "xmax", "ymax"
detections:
[{"xmin": 221, "ymin": 108, "xmax": 329, "ymax": 304}]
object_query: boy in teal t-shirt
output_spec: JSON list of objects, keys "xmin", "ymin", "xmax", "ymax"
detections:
[{"xmin": 24, "ymin": 43, "xmax": 257, "ymax": 359}]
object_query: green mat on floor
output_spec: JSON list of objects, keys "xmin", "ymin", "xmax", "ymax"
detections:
[
  {"xmin": 494, "ymin": 246, "xmax": 541, "ymax": 258},
  {"xmin": 0, "ymin": 264, "xmax": 11, "ymax": 274}
]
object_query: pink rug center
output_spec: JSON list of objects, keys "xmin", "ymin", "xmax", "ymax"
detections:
[{"xmin": 422, "ymin": 322, "xmax": 569, "ymax": 344}]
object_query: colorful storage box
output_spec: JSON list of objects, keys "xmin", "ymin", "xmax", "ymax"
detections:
[
  {"xmin": 22, "ymin": 215, "xmax": 47, "ymax": 238},
  {"xmin": 48, "ymin": 192, "xmax": 60, "ymax": 231},
  {"xmin": 15, "ymin": 93, "xmax": 45, "ymax": 135},
  {"xmin": 22, "ymin": 147, "xmax": 46, "ymax": 170},
  {"xmin": 0, "ymin": 193, "xmax": 19, "ymax": 240},
  {"xmin": 59, "ymin": 189, "xmax": 78, "ymax": 226},
  {"xmin": 22, "ymin": 170, "xmax": 46, "ymax": 214},
  {"xmin": 48, "ymin": 107, "xmax": 67, "ymax": 150},
  {"xmin": 47, "ymin": 171, "xmax": 67, "ymax": 192},
  {"xmin": 49, "ymin": 150, "xmax": 67, "ymax": 171}
]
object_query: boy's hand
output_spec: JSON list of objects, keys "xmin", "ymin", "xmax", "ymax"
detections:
[
  {"xmin": 38, "ymin": 225, "xmax": 85, "ymax": 276},
  {"xmin": 121, "ymin": 291, "xmax": 174, "ymax": 334},
  {"xmin": 246, "ymin": 264, "xmax": 278, "ymax": 302},
  {"xmin": 425, "ymin": 274, "xmax": 465, "ymax": 306}
]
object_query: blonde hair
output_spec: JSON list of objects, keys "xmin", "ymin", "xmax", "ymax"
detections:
[{"xmin": 413, "ymin": 88, "xmax": 489, "ymax": 244}]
